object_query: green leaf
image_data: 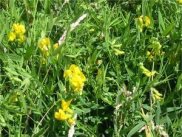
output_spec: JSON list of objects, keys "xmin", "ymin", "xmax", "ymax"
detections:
[
  {"xmin": 158, "ymin": 11, "xmax": 165, "ymax": 33},
  {"xmin": 0, "ymin": 114, "xmax": 6, "ymax": 127},
  {"xmin": 176, "ymin": 74, "xmax": 182, "ymax": 91},
  {"xmin": 127, "ymin": 121, "xmax": 146, "ymax": 137},
  {"xmin": 167, "ymin": 107, "xmax": 182, "ymax": 113},
  {"xmin": 162, "ymin": 23, "xmax": 174, "ymax": 36}
]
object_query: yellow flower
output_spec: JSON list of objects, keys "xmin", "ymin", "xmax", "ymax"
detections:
[
  {"xmin": 12, "ymin": 23, "xmax": 26, "ymax": 35},
  {"xmin": 139, "ymin": 63, "xmax": 157, "ymax": 77},
  {"xmin": 38, "ymin": 37, "xmax": 50, "ymax": 50},
  {"xmin": 69, "ymin": 64, "xmax": 82, "ymax": 75},
  {"xmin": 64, "ymin": 70, "xmax": 72, "ymax": 78},
  {"xmin": 177, "ymin": 0, "xmax": 182, "ymax": 4},
  {"xmin": 149, "ymin": 37, "xmax": 162, "ymax": 56},
  {"xmin": 146, "ymin": 38, "xmax": 163, "ymax": 61},
  {"xmin": 136, "ymin": 15, "xmax": 151, "ymax": 32},
  {"xmin": 8, "ymin": 23, "xmax": 26, "ymax": 43},
  {"xmin": 79, "ymin": 72, "xmax": 86, "ymax": 82},
  {"xmin": 61, "ymin": 100, "xmax": 71, "ymax": 110},
  {"xmin": 64, "ymin": 64, "xmax": 86, "ymax": 93},
  {"xmin": 55, "ymin": 99, "xmax": 75, "ymax": 124},
  {"xmin": 38, "ymin": 37, "xmax": 50, "ymax": 56},
  {"xmin": 69, "ymin": 65, "xmax": 86, "ymax": 82},
  {"xmin": 61, "ymin": 100, "xmax": 73, "ymax": 113},
  {"xmin": 143, "ymin": 16, "xmax": 151, "ymax": 27},
  {"xmin": 113, "ymin": 48, "xmax": 125, "ymax": 56},
  {"xmin": 54, "ymin": 109, "xmax": 71, "ymax": 120},
  {"xmin": 151, "ymin": 88, "xmax": 163, "ymax": 102},
  {"xmin": 146, "ymin": 51, "xmax": 154, "ymax": 61},
  {"xmin": 8, "ymin": 32, "xmax": 16, "ymax": 41},
  {"xmin": 17, "ymin": 34, "xmax": 26, "ymax": 43},
  {"xmin": 68, "ymin": 118, "xmax": 75, "ymax": 125},
  {"xmin": 137, "ymin": 16, "xmax": 144, "ymax": 32},
  {"xmin": 70, "ymin": 75, "xmax": 85, "ymax": 92},
  {"xmin": 53, "ymin": 43, "xmax": 59, "ymax": 50}
]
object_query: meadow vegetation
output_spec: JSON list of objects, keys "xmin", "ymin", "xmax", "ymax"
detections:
[{"xmin": 0, "ymin": 0, "xmax": 182, "ymax": 136}]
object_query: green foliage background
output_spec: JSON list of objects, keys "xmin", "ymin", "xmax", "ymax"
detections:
[{"xmin": 0, "ymin": 0, "xmax": 182, "ymax": 136}]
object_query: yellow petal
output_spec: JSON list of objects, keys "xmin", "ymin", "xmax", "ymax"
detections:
[
  {"xmin": 17, "ymin": 34, "xmax": 26, "ymax": 43},
  {"xmin": 66, "ymin": 107, "xmax": 74, "ymax": 114},
  {"xmin": 53, "ymin": 43, "xmax": 59, "ymax": 50},
  {"xmin": 67, "ymin": 118, "xmax": 75, "ymax": 125},
  {"xmin": 144, "ymin": 16, "xmax": 151, "ymax": 27},
  {"xmin": 38, "ymin": 37, "xmax": 50, "ymax": 51},
  {"xmin": 177, "ymin": 0, "xmax": 182, "ymax": 4},
  {"xmin": 151, "ymin": 88, "xmax": 163, "ymax": 102},
  {"xmin": 12, "ymin": 23, "xmax": 26, "ymax": 35},
  {"xmin": 70, "ymin": 75, "xmax": 84, "ymax": 92},
  {"xmin": 113, "ymin": 48, "xmax": 125, "ymax": 56},
  {"xmin": 69, "ymin": 64, "xmax": 81, "ymax": 74},
  {"xmin": 151, "ymin": 88, "xmax": 162, "ymax": 97},
  {"xmin": 8, "ymin": 32, "xmax": 16, "ymax": 41},
  {"xmin": 139, "ymin": 64, "xmax": 156, "ymax": 77},
  {"xmin": 58, "ymin": 109, "xmax": 71, "ymax": 120},
  {"xmin": 64, "ymin": 70, "xmax": 72, "ymax": 78},
  {"xmin": 61, "ymin": 100, "xmax": 72, "ymax": 111},
  {"xmin": 54, "ymin": 112, "xmax": 61, "ymax": 120}
]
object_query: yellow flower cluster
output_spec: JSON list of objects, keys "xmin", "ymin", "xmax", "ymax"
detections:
[
  {"xmin": 53, "ymin": 43, "xmax": 59, "ymax": 49},
  {"xmin": 136, "ymin": 15, "xmax": 151, "ymax": 32},
  {"xmin": 151, "ymin": 88, "xmax": 163, "ymax": 102},
  {"xmin": 146, "ymin": 51, "xmax": 154, "ymax": 61},
  {"xmin": 64, "ymin": 64, "xmax": 86, "ymax": 94},
  {"xmin": 54, "ymin": 99, "xmax": 75, "ymax": 125},
  {"xmin": 177, "ymin": 0, "xmax": 182, "ymax": 4},
  {"xmin": 8, "ymin": 23, "xmax": 26, "ymax": 43},
  {"xmin": 147, "ymin": 38, "xmax": 163, "ymax": 61},
  {"xmin": 110, "ymin": 39, "xmax": 125, "ymax": 56},
  {"xmin": 55, "ymin": 65, "xmax": 86, "ymax": 125},
  {"xmin": 139, "ymin": 63, "xmax": 157, "ymax": 77},
  {"xmin": 38, "ymin": 37, "xmax": 59, "ymax": 58},
  {"xmin": 113, "ymin": 48, "xmax": 125, "ymax": 56},
  {"xmin": 38, "ymin": 37, "xmax": 51, "ymax": 57}
]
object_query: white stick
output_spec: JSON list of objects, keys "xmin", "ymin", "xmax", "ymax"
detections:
[
  {"xmin": 68, "ymin": 114, "xmax": 77, "ymax": 137},
  {"xmin": 58, "ymin": 14, "xmax": 87, "ymax": 46}
]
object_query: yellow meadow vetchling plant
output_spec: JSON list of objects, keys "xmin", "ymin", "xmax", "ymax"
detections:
[
  {"xmin": 149, "ymin": 38, "xmax": 162, "ymax": 55},
  {"xmin": 146, "ymin": 37, "xmax": 163, "ymax": 61},
  {"xmin": 55, "ymin": 65, "xmax": 86, "ymax": 126},
  {"xmin": 53, "ymin": 43, "xmax": 59, "ymax": 50},
  {"xmin": 38, "ymin": 38, "xmax": 59, "ymax": 63},
  {"xmin": 64, "ymin": 64, "xmax": 86, "ymax": 94},
  {"xmin": 139, "ymin": 63, "xmax": 157, "ymax": 77},
  {"xmin": 136, "ymin": 15, "xmax": 151, "ymax": 32},
  {"xmin": 110, "ymin": 39, "xmax": 125, "ymax": 56},
  {"xmin": 54, "ymin": 99, "xmax": 75, "ymax": 125},
  {"xmin": 177, "ymin": 0, "xmax": 182, "ymax": 4},
  {"xmin": 151, "ymin": 87, "xmax": 163, "ymax": 102},
  {"xmin": 8, "ymin": 23, "xmax": 26, "ymax": 43},
  {"xmin": 38, "ymin": 37, "xmax": 51, "ymax": 57},
  {"xmin": 146, "ymin": 51, "xmax": 154, "ymax": 61}
]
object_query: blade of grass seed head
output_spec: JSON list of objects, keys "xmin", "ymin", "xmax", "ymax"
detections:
[
  {"xmin": 58, "ymin": 14, "xmax": 87, "ymax": 46},
  {"xmin": 70, "ymin": 14, "xmax": 87, "ymax": 31}
]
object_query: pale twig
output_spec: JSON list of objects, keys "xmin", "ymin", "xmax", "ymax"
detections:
[
  {"xmin": 68, "ymin": 114, "xmax": 77, "ymax": 137},
  {"xmin": 58, "ymin": 14, "xmax": 87, "ymax": 46},
  {"xmin": 61, "ymin": 0, "xmax": 69, "ymax": 10}
]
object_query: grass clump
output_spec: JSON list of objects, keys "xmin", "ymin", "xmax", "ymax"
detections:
[{"xmin": 0, "ymin": 0, "xmax": 182, "ymax": 136}]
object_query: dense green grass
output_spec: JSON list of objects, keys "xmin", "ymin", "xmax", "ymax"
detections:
[{"xmin": 0, "ymin": 0, "xmax": 182, "ymax": 136}]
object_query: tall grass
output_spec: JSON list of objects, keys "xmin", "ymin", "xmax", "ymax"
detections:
[{"xmin": 0, "ymin": 0, "xmax": 182, "ymax": 136}]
